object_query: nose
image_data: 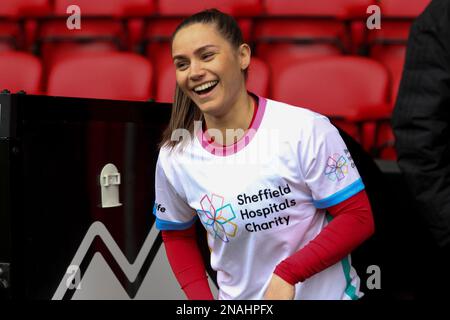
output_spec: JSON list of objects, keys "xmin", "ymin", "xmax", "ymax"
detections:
[{"xmin": 189, "ymin": 60, "xmax": 206, "ymax": 81}]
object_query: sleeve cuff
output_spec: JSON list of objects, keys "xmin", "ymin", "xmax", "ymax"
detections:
[
  {"xmin": 274, "ymin": 262, "xmax": 300, "ymax": 286},
  {"xmin": 312, "ymin": 178, "xmax": 365, "ymax": 209},
  {"xmin": 155, "ymin": 216, "xmax": 198, "ymax": 231}
]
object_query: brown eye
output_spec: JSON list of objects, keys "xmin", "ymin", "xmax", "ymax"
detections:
[
  {"xmin": 175, "ymin": 61, "xmax": 189, "ymax": 70},
  {"xmin": 202, "ymin": 52, "xmax": 215, "ymax": 60}
]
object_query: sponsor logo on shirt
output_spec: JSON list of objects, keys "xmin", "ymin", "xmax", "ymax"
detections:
[
  {"xmin": 153, "ymin": 202, "xmax": 166, "ymax": 213},
  {"xmin": 324, "ymin": 153, "xmax": 349, "ymax": 181},
  {"xmin": 237, "ymin": 184, "xmax": 294, "ymax": 233},
  {"xmin": 197, "ymin": 185, "xmax": 296, "ymax": 240},
  {"xmin": 197, "ymin": 194, "xmax": 238, "ymax": 243}
]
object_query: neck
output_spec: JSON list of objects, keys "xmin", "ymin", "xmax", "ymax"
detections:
[{"xmin": 203, "ymin": 90, "xmax": 255, "ymax": 146}]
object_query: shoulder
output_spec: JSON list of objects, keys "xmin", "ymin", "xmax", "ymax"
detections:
[
  {"xmin": 156, "ymin": 139, "xmax": 200, "ymax": 178},
  {"xmin": 264, "ymin": 98, "xmax": 320, "ymax": 119},
  {"xmin": 263, "ymin": 98, "xmax": 337, "ymax": 138},
  {"xmin": 157, "ymin": 145, "xmax": 172, "ymax": 166},
  {"xmin": 156, "ymin": 144, "xmax": 182, "ymax": 175}
]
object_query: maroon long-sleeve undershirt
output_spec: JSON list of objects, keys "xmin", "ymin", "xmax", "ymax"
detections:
[{"xmin": 273, "ymin": 190, "xmax": 374, "ymax": 285}]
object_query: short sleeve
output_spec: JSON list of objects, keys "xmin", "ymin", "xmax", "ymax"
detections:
[
  {"xmin": 153, "ymin": 155, "xmax": 197, "ymax": 230},
  {"xmin": 301, "ymin": 116, "xmax": 365, "ymax": 209}
]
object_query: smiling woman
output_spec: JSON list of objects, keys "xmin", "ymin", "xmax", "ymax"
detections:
[
  {"xmin": 172, "ymin": 23, "xmax": 250, "ymax": 117},
  {"xmin": 153, "ymin": 9, "xmax": 375, "ymax": 301},
  {"xmin": 160, "ymin": 10, "xmax": 254, "ymax": 148}
]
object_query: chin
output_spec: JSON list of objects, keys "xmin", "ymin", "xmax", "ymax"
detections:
[
  {"xmin": 196, "ymin": 102, "xmax": 218, "ymax": 114},
  {"xmin": 193, "ymin": 97, "xmax": 222, "ymax": 114}
]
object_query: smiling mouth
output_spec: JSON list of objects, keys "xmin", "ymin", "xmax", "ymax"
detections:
[{"xmin": 192, "ymin": 80, "xmax": 219, "ymax": 96}]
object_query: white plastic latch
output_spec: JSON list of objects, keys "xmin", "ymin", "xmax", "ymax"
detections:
[{"xmin": 100, "ymin": 163, "xmax": 122, "ymax": 208}]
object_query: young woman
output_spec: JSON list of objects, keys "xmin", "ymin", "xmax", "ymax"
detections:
[{"xmin": 153, "ymin": 9, "xmax": 374, "ymax": 300}]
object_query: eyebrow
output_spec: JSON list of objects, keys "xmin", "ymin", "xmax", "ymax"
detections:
[{"xmin": 172, "ymin": 45, "xmax": 219, "ymax": 61}]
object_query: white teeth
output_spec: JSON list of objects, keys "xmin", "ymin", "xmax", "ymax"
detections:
[{"xmin": 193, "ymin": 81, "xmax": 218, "ymax": 92}]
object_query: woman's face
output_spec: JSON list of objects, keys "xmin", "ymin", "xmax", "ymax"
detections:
[{"xmin": 172, "ymin": 23, "xmax": 250, "ymax": 116}]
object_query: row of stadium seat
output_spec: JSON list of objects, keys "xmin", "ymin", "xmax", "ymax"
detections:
[
  {"xmin": 0, "ymin": 0, "xmax": 430, "ymax": 18},
  {"xmin": 2, "ymin": 1, "xmax": 424, "ymax": 161},
  {"xmin": 0, "ymin": 39, "xmax": 406, "ymax": 104},
  {"xmin": 0, "ymin": 50, "xmax": 396, "ymax": 160},
  {"xmin": 1, "ymin": 0, "xmax": 430, "ymax": 54}
]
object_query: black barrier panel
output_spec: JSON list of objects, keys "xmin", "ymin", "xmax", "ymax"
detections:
[
  {"xmin": 0, "ymin": 93, "xmax": 434, "ymax": 300},
  {"xmin": 0, "ymin": 140, "xmax": 12, "ymax": 263},
  {"xmin": 0, "ymin": 94, "xmax": 15, "ymax": 299},
  {"xmin": 1, "ymin": 94, "xmax": 171, "ymax": 299}
]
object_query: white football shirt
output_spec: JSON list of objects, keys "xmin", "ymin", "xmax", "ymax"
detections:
[{"xmin": 154, "ymin": 96, "xmax": 365, "ymax": 300}]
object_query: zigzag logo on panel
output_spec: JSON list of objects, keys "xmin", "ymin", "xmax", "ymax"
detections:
[{"xmin": 52, "ymin": 221, "xmax": 163, "ymax": 300}]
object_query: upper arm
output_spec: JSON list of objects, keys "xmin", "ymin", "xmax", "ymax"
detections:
[
  {"xmin": 154, "ymin": 156, "xmax": 197, "ymax": 231},
  {"xmin": 300, "ymin": 116, "xmax": 365, "ymax": 209}
]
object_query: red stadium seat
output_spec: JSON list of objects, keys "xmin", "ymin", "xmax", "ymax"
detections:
[
  {"xmin": 0, "ymin": 51, "xmax": 42, "ymax": 94},
  {"xmin": 38, "ymin": 0, "xmax": 156, "ymax": 56},
  {"xmin": 271, "ymin": 56, "xmax": 390, "ymax": 148},
  {"xmin": 0, "ymin": 0, "xmax": 50, "ymax": 49},
  {"xmin": 365, "ymin": 44, "xmax": 406, "ymax": 159},
  {"xmin": 247, "ymin": 57, "xmax": 270, "ymax": 97},
  {"xmin": 157, "ymin": 0, "xmax": 263, "ymax": 16},
  {"xmin": 368, "ymin": 20, "xmax": 412, "ymax": 46},
  {"xmin": 0, "ymin": 42, "xmax": 15, "ymax": 52},
  {"xmin": 47, "ymin": 53, "xmax": 153, "ymax": 101},
  {"xmin": 363, "ymin": 1, "xmax": 428, "ymax": 156},
  {"xmin": 380, "ymin": 0, "xmax": 430, "ymax": 18},
  {"xmin": 374, "ymin": 122, "xmax": 397, "ymax": 160},
  {"xmin": 143, "ymin": 18, "xmax": 183, "ymax": 44},
  {"xmin": 41, "ymin": 41, "xmax": 120, "ymax": 73},
  {"xmin": 369, "ymin": 0, "xmax": 430, "ymax": 45},
  {"xmin": 271, "ymin": 56, "xmax": 389, "ymax": 119},
  {"xmin": 40, "ymin": 0, "xmax": 128, "ymax": 79},
  {"xmin": 253, "ymin": 19, "xmax": 346, "ymax": 44},
  {"xmin": 54, "ymin": 0, "xmax": 156, "ymax": 48},
  {"xmin": 370, "ymin": 44, "xmax": 406, "ymax": 105},
  {"xmin": 155, "ymin": 59, "xmax": 175, "ymax": 103},
  {"xmin": 52, "ymin": 0, "xmax": 155, "ymax": 17},
  {"xmin": 255, "ymin": 0, "xmax": 373, "ymax": 52},
  {"xmin": 369, "ymin": 44, "xmax": 407, "ymax": 160},
  {"xmin": 256, "ymin": 43, "xmax": 342, "ymax": 79},
  {"xmin": 151, "ymin": 43, "xmax": 175, "ymax": 102},
  {"xmin": 0, "ymin": 0, "xmax": 50, "ymax": 17},
  {"xmin": 0, "ymin": 24, "xmax": 17, "ymax": 51},
  {"xmin": 45, "ymin": 0, "xmax": 146, "ymax": 36},
  {"xmin": 263, "ymin": 0, "xmax": 372, "ymax": 17},
  {"xmin": 38, "ymin": 19, "xmax": 124, "ymax": 42}
]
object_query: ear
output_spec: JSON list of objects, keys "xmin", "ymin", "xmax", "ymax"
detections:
[{"xmin": 238, "ymin": 43, "xmax": 251, "ymax": 71}]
